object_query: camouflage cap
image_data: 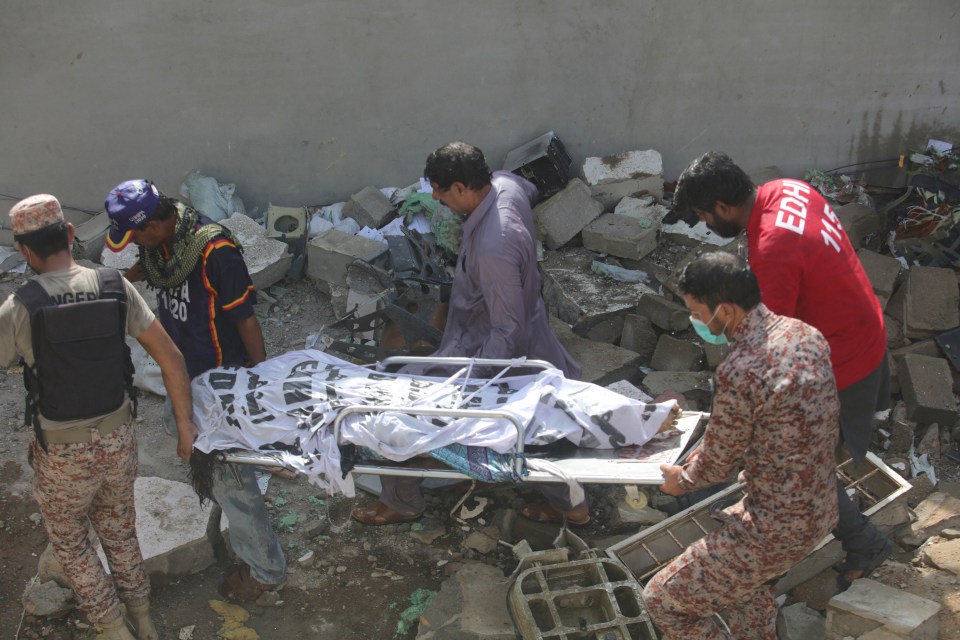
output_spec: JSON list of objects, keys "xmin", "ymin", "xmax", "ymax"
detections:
[{"xmin": 9, "ymin": 194, "xmax": 65, "ymax": 237}]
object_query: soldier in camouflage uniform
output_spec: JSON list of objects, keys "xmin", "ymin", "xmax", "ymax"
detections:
[
  {"xmin": 0, "ymin": 195, "xmax": 197, "ymax": 640},
  {"xmin": 642, "ymin": 253, "xmax": 839, "ymax": 639}
]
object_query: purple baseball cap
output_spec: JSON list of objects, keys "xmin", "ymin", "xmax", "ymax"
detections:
[{"xmin": 105, "ymin": 179, "xmax": 161, "ymax": 251}]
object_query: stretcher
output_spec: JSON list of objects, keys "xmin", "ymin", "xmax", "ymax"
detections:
[{"xmin": 214, "ymin": 355, "xmax": 704, "ymax": 494}]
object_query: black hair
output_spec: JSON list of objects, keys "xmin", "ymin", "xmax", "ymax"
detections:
[
  {"xmin": 423, "ymin": 141, "xmax": 492, "ymax": 191},
  {"xmin": 673, "ymin": 151, "xmax": 755, "ymax": 215},
  {"xmin": 148, "ymin": 193, "xmax": 179, "ymax": 223},
  {"xmin": 15, "ymin": 221, "xmax": 70, "ymax": 260},
  {"xmin": 678, "ymin": 251, "xmax": 761, "ymax": 311}
]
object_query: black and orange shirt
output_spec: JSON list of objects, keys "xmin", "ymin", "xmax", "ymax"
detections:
[{"xmin": 154, "ymin": 233, "xmax": 257, "ymax": 379}]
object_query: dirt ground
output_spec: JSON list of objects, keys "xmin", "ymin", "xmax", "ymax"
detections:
[{"xmin": 3, "ymin": 266, "xmax": 960, "ymax": 639}]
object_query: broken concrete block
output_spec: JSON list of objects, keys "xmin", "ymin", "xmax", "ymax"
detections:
[
  {"xmin": 825, "ymin": 578, "xmax": 939, "ymax": 639},
  {"xmin": 584, "ymin": 313, "xmax": 625, "ymax": 344},
  {"xmin": 605, "ymin": 380, "xmax": 653, "ymax": 403},
  {"xmin": 640, "ymin": 371, "xmax": 712, "ymax": 407},
  {"xmin": 219, "ymin": 213, "xmax": 293, "ymax": 291},
  {"xmin": 702, "ymin": 342, "xmax": 730, "ymax": 369},
  {"xmin": 72, "ymin": 211, "xmax": 112, "ymax": 264},
  {"xmin": 634, "ymin": 293, "xmax": 691, "ymax": 332},
  {"xmin": 899, "ymin": 492, "xmax": 960, "ymax": 546},
  {"xmin": 777, "ymin": 602, "xmax": 826, "ymax": 640},
  {"xmin": 549, "ymin": 316, "xmax": 643, "ymax": 386},
  {"xmin": 342, "ymin": 186, "xmax": 395, "ymax": 229},
  {"xmin": 264, "ymin": 204, "xmax": 308, "ymax": 241},
  {"xmin": 836, "ymin": 203, "xmax": 882, "ymax": 250},
  {"xmin": 306, "ymin": 228, "xmax": 388, "ymax": 289},
  {"xmin": 920, "ymin": 537, "xmax": 960, "ymax": 575},
  {"xmin": 21, "ymin": 580, "xmax": 74, "ymax": 618},
  {"xmin": 614, "ymin": 195, "xmax": 668, "ymax": 226},
  {"xmin": 886, "ymin": 266, "xmax": 960, "ymax": 339},
  {"xmin": 581, "ymin": 213, "xmax": 659, "ymax": 261},
  {"xmin": 896, "ymin": 354, "xmax": 956, "ymax": 425},
  {"xmin": 620, "ymin": 314, "xmax": 658, "ymax": 362},
  {"xmin": 858, "ymin": 249, "xmax": 902, "ymax": 310},
  {"xmin": 885, "ymin": 315, "xmax": 907, "ymax": 349},
  {"xmin": 650, "ymin": 334, "xmax": 704, "ymax": 372},
  {"xmin": 416, "ymin": 562, "xmax": 516, "ymax": 640},
  {"xmin": 891, "ymin": 339, "xmax": 944, "ymax": 360},
  {"xmin": 581, "ymin": 149, "xmax": 664, "ymax": 210},
  {"xmin": 540, "ymin": 248, "xmax": 653, "ymax": 336},
  {"xmin": 533, "ymin": 178, "xmax": 603, "ymax": 250},
  {"xmin": 128, "ymin": 476, "xmax": 229, "ymax": 580}
]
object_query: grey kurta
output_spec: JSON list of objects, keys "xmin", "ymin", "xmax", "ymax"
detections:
[{"xmin": 429, "ymin": 171, "xmax": 580, "ymax": 378}]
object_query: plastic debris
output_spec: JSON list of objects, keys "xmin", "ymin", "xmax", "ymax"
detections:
[
  {"xmin": 804, "ymin": 169, "xmax": 873, "ymax": 207},
  {"xmin": 590, "ymin": 260, "xmax": 652, "ymax": 284},
  {"xmin": 396, "ymin": 588, "xmax": 438, "ymax": 635},
  {"xmin": 277, "ymin": 510, "xmax": 299, "ymax": 533},
  {"xmin": 179, "ymin": 171, "xmax": 246, "ymax": 222},
  {"xmin": 208, "ymin": 600, "xmax": 260, "ymax": 640}
]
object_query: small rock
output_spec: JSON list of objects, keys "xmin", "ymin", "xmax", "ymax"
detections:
[
  {"xmin": 303, "ymin": 520, "xmax": 329, "ymax": 539},
  {"xmin": 21, "ymin": 580, "xmax": 74, "ymax": 617},
  {"xmin": 463, "ymin": 527, "xmax": 500, "ymax": 555},
  {"xmin": 336, "ymin": 565, "xmax": 347, "ymax": 573},
  {"xmin": 29, "ymin": 512, "xmax": 43, "ymax": 525},
  {"xmin": 408, "ymin": 526, "xmax": 446, "ymax": 545},
  {"xmin": 942, "ymin": 528, "xmax": 960, "ymax": 540},
  {"xmin": 178, "ymin": 625, "xmax": 195, "ymax": 640},
  {"xmin": 297, "ymin": 550, "xmax": 315, "ymax": 568},
  {"xmin": 254, "ymin": 590, "xmax": 282, "ymax": 607}
]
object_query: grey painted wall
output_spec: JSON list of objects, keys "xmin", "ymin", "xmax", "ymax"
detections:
[{"xmin": 2, "ymin": 0, "xmax": 958, "ymax": 215}]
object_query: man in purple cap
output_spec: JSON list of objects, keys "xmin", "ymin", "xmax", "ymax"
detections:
[
  {"xmin": 0, "ymin": 194, "xmax": 196, "ymax": 639},
  {"xmin": 105, "ymin": 179, "xmax": 286, "ymax": 603}
]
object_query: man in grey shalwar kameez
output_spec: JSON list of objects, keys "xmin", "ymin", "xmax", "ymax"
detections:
[{"xmin": 351, "ymin": 141, "xmax": 586, "ymax": 526}]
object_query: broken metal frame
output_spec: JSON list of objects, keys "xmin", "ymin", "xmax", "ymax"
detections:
[
  {"xmin": 222, "ymin": 355, "xmax": 702, "ymax": 488},
  {"xmin": 605, "ymin": 451, "xmax": 912, "ymax": 591}
]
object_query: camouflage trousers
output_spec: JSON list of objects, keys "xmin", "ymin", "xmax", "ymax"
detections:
[
  {"xmin": 642, "ymin": 521, "xmax": 795, "ymax": 640},
  {"xmin": 30, "ymin": 420, "xmax": 149, "ymax": 623}
]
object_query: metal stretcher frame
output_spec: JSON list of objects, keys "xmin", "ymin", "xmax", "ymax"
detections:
[{"xmin": 223, "ymin": 355, "xmax": 702, "ymax": 486}]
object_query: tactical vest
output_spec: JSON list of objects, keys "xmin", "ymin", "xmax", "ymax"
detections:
[{"xmin": 14, "ymin": 268, "xmax": 137, "ymax": 449}]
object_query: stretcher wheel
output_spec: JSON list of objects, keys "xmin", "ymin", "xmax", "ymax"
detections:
[{"xmin": 624, "ymin": 485, "xmax": 648, "ymax": 509}]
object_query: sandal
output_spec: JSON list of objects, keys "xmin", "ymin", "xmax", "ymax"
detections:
[
  {"xmin": 218, "ymin": 565, "xmax": 283, "ymax": 604},
  {"xmin": 519, "ymin": 502, "xmax": 591, "ymax": 527},
  {"xmin": 836, "ymin": 539, "xmax": 894, "ymax": 592},
  {"xmin": 351, "ymin": 500, "xmax": 422, "ymax": 526}
]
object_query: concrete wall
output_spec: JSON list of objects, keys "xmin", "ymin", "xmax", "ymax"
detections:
[{"xmin": 2, "ymin": 0, "xmax": 958, "ymax": 216}]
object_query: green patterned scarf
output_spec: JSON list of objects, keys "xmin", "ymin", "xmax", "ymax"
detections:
[{"xmin": 141, "ymin": 203, "xmax": 241, "ymax": 290}]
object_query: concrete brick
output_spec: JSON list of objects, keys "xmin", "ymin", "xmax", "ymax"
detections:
[
  {"xmin": 417, "ymin": 562, "xmax": 515, "ymax": 640},
  {"xmin": 581, "ymin": 149, "xmax": 664, "ymax": 210},
  {"xmin": 920, "ymin": 537, "xmax": 960, "ymax": 575},
  {"xmin": 639, "ymin": 371, "xmax": 713, "ymax": 407},
  {"xmin": 885, "ymin": 314, "xmax": 907, "ymax": 349},
  {"xmin": 306, "ymin": 228, "xmax": 388, "ymax": 288},
  {"xmin": 858, "ymin": 249, "xmax": 902, "ymax": 310},
  {"xmin": 540, "ymin": 248, "xmax": 653, "ymax": 336},
  {"xmin": 702, "ymin": 341, "xmax": 730, "ymax": 369},
  {"xmin": 896, "ymin": 354, "xmax": 956, "ymax": 425},
  {"xmin": 220, "ymin": 213, "xmax": 292, "ymax": 291},
  {"xmin": 886, "ymin": 266, "xmax": 960, "ymax": 339},
  {"xmin": 584, "ymin": 313, "xmax": 625, "ymax": 344},
  {"xmin": 891, "ymin": 339, "xmax": 942, "ymax": 360},
  {"xmin": 549, "ymin": 316, "xmax": 643, "ymax": 385},
  {"xmin": 650, "ymin": 334, "xmax": 704, "ymax": 371},
  {"xmin": 620, "ymin": 314, "xmax": 658, "ymax": 362},
  {"xmin": 777, "ymin": 602, "xmax": 825, "ymax": 640},
  {"xmin": 581, "ymin": 213, "xmax": 659, "ymax": 261},
  {"xmin": 826, "ymin": 578, "xmax": 939, "ymax": 639},
  {"xmin": 634, "ymin": 293, "xmax": 691, "ymax": 332},
  {"xmin": 836, "ymin": 203, "xmax": 882, "ymax": 250},
  {"xmin": 342, "ymin": 185, "xmax": 395, "ymax": 229},
  {"xmin": 533, "ymin": 178, "xmax": 603, "ymax": 250}
]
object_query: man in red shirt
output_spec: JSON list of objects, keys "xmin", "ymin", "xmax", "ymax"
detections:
[{"xmin": 672, "ymin": 151, "xmax": 893, "ymax": 591}]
